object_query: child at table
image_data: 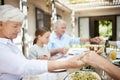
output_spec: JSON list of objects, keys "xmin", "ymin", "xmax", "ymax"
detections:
[
  {"xmin": 28, "ymin": 27, "xmax": 63, "ymax": 80},
  {"xmin": 28, "ymin": 27, "xmax": 51, "ymax": 60},
  {"xmin": 28, "ymin": 27, "xmax": 62, "ymax": 60}
]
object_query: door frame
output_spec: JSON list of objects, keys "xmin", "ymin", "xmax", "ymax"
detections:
[{"xmin": 89, "ymin": 15, "xmax": 116, "ymax": 40}]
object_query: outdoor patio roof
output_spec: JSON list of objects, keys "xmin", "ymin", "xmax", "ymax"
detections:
[{"xmin": 56, "ymin": 0, "xmax": 120, "ymax": 11}]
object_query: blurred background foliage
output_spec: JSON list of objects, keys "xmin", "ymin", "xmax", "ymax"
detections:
[{"xmin": 99, "ymin": 20, "xmax": 112, "ymax": 40}]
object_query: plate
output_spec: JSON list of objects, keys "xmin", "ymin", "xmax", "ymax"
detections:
[
  {"xmin": 112, "ymin": 59, "xmax": 120, "ymax": 67},
  {"xmin": 112, "ymin": 59, "xmax": 120, "ymax": 63},
  {"xmin": 67, "ymin": 48, "xmax": 89, "ymax": 55},
  {"xmin": 65, "ymin": 71, "xmax": 101, "ymax": 80},
  {"xmin": 51, "ymin": 69, "xmax": 66, "ymax": 73}
]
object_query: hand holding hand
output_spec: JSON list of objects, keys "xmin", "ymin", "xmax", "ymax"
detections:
[
  {"xmin": 81, "ymin": 51, "xmax": 107, "ymax": 68},
  {"xmin": 90, "ymin": 37, "xmax": 104, "ymax": 44},
  {"xmin": 48, "ymin": 54, "xmax": 85, "ymax": 71},
  {"xmin": 65, "ymin": 54, "xmax": 85, "ymax": 68}
]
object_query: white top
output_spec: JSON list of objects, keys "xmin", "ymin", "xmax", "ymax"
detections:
[
  {"xmin": 29, "ymin": 44, "xmax": 50, "ymax": 59},
  {"xmin": 116, "ymin": 41, "xmax": 120, "ymax": 48},
  {"xmin": 0, "ymin": 38, "xmax": 48, "ymax": 80}
]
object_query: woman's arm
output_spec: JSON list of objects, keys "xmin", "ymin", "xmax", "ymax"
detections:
[
  {"xmin": 80, "ymin": 37, "xmax": 102, "ymax": 44},
  {"xmin": 109, "ymin": 41, "xmax": 117, "ymax": 46},
  {"xmin": 48, "ymin": 55, "xmax": 85, "ymax": 71}
]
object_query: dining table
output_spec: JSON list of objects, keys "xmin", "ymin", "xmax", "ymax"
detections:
[{"xmin": 23, "ymin": 47, "xmax": 120, "ymax": 80}]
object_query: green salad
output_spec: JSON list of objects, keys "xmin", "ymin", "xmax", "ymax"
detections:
[{"xmin": 70, "ymin": 71, "xmax": 99, "ymax": 80}]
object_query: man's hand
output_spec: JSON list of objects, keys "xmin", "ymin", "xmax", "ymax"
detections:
[{"xmin": 58, "ymin": 48, "xmax": 68, "ymax": 54}]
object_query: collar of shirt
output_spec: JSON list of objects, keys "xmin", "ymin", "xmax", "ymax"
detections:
[
  {"xmin": 34, "ymin": 44, "xmax": 44, "ymax": 48},
  {"xmin": 52, "ymin": 31, "xmax": 65, "ymax": 40},
  {"xmin": 0, "ymin": 38, "xmax": 13, "ymax": 44}
]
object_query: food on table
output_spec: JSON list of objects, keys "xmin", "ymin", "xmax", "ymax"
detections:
[
  {"xmin": 89, "ymin": 45, "xmax": 104, "ymax": 55},
  {"xmin": 70, "ymin": 71, "xmax": 100, "ymax": 80},
  {"xmin": 109, "ymin": 50, "xmax": 117, "ymax": 60},
  {"xmin": 112, "ymin": 60, "xmax": 120, "ymax": 67},
  {"xmin": 113, "ymin": 61, "xmax": 120, "ymax": 66}
]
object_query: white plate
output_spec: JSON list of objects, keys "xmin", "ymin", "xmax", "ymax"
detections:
[
  {"xmin": 112, "ymin": 59, "xmax": 120, "ymax": 63},
  {"xmin": 51, "ymin": 69, "xmax": 66, "ymax": 72},
  {"xmin": 67, "ymin": 48, "xmax": 89, "ymax": 55},
  {"xmin": 65, "ymin": 71, "xmax": 101, "ymax": 80},
  {"xmin": 112, "ymin": 59, "xmax": 120, "ymax": 67}
]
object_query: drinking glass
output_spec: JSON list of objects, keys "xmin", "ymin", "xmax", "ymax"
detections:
[{"xmin": 109, "ymin": 50, "xmax": 117, "ymax": 60}]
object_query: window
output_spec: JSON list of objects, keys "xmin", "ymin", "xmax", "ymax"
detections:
[
  {"xmin": 89, "ymin": 15, "xmax": 116, "ymax": 41},
  {"xmin": 35, "ymin": 7, "xmax": 51, "ymax": 30},
  {"xmin": 0, "ymin": 0, "xmax": 4, "ymax": 5}
]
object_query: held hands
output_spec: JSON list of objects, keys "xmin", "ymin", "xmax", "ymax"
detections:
[
  {"xmin": 65, "ymin": 54, "xmax": 85, "ymax": 68},
  {"xmin": 80, "ymin": 37, "xmax": 104, "ymax": 44},
  {"xmin": 49, "ymin": 51, "xmax": 104, "ymax": 70},
  {"xmin": 66, "ymin": 51, "xmax": 106, "ymax": 69},
  {"xmin": 81, "ymin": 51, "xmax": 106, "ymax": 69},
  {"xmin": 90, "ymin": 37, "xmax": 104, "ymax": 44}
]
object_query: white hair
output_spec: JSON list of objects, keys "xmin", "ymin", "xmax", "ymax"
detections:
[
  {"xmin": 0, "ymin": 5, "xmax": 25, "ymax": 22},
  {"xmin": 53, "ymin": 19, "xmax": 66, "ymax": 29}
]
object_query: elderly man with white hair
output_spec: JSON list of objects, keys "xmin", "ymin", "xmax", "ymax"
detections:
[
  {"xmin": 48, "ymin": 19, "xmax": 102, "ymax": 57},
  {"xmin": 0, "ymin": 4, "xmax": 85, "ymax": 80}
]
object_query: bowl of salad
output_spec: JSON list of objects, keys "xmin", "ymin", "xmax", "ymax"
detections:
[{"xmin": 65, "ymin": 71, "xmax": 101, "ymax": 80}]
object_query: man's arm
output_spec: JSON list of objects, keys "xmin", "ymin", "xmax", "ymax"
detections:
[
  {"xmin": 80, "ymin": 38, "xmax": 90, "ymax": 44},
  {"xmin": 103, "ymin": 40, "xmax": 120, "ymax": 48},
  {"xmin": 80, "ymin": 37, "xmax": 102, "ymax": 44},
  {"xmin": 109, "ymin": 41, "xmax": 117, "ymax": 46},
  {"xmin": 100, "ymin": 40, "xmax": 117, "ymax": 46}
]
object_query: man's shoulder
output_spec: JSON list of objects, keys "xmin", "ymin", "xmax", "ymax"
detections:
[
  {"xmin": 63, "ymin": 34, "xmax": 72, "ymax": 38},
  {"xmin": 49, "ymin": 31, "xmax": 56, "ymax": 40}
]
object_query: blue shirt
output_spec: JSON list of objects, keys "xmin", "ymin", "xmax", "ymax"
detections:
[{"xmin": 48, "ymin": 31, "xmax": 80, "ymax": 50}]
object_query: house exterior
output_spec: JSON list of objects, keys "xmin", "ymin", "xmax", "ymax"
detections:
[{"xmin": 3, "ymin": 0, "xmax": 120, "ymax": 56}]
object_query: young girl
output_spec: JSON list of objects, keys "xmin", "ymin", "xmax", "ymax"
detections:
[
  {"xmin": 29, "ymin": 27, "xmax": 51, "ymax": 60},
  {"xmin": 28, "ymin": 27, "xmax": 62, "ymax": 80}
]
